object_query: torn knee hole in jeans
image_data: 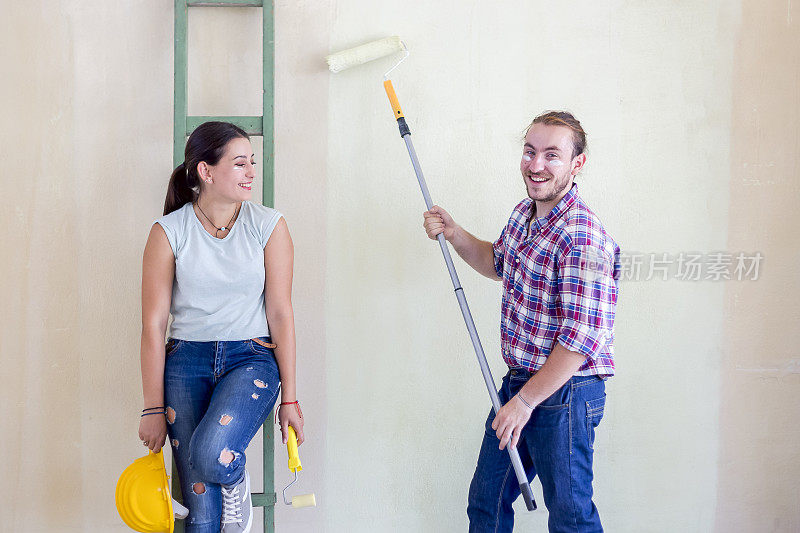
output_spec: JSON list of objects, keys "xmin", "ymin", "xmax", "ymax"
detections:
[
  {"xmin": 166, "ymin": 407, "xmax": 176, "ymax": 424},
  {"xmin": 218, "ymin": 448, "xmax": 237, "ymax": 466},
  {"xmin": 192, "ymin": 482, "xmax": 205, "ymax": 495},
  {"xmin": 254, "ymin": 379, "xmax": 267, "ymax": 388},
  {"xmin": 219, "ymin": 414, "xmax": 233, "ymax": 426}
]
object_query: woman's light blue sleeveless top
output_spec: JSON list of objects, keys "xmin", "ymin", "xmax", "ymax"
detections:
[{"xmin": 154, "ymin": 201, "xmax": 283, "ymax": 341}]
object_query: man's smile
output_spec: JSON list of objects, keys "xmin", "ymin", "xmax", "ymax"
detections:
[{"xmin": 527, "ymin": 174, "xmax": 550, "ymax": 183}]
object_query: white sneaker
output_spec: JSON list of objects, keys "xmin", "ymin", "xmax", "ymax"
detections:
[{"xmin": 221, "ymin": 470, "xmax": 252, "ymax": 533}]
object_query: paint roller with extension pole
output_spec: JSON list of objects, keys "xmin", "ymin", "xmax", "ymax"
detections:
[
  {"xmin": 326, "ymin": 37, "xmax": 537, "ymax": 512},
  {"xmin": 283, "ymin": 426, "xmax": 316, "ymax": 509}
]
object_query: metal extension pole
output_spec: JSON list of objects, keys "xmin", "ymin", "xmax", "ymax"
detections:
[{"xmin": 384, "ymin": 80, "xmax": 536, "ymax": 512}]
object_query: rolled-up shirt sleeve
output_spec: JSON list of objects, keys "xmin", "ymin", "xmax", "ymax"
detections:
[
  {"xmin": 492, "ymin": 226, "xmax": 507, "ymax": 278},
  {"xmin": 556, "ymin": 245, "xmax": 618, "ymax": 360}
]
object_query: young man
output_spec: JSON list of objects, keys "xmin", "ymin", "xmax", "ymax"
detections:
[{"xmin": 423, "ymin": 111, "xmax": 620, "ymax": 532}]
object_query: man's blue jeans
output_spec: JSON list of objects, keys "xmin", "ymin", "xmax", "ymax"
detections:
[
  {"xmin": 163, "ymin": 337, "xmax": 281, "ymax": 533},
  {"xmin": 467, "ymin": 369, "xmax": 606, "ymax": 533}
]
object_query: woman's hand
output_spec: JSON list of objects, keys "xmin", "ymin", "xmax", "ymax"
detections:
[
  {"xmin": 278, "ymin": 403, "xmax": 305, "ymax": 446},
  {"xmin": 138, "ymin": 414, "xmax": 168, "ymax": 453}
]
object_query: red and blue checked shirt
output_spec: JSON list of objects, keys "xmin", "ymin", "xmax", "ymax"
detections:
[{"xmin": 493, "ymin": 184, "xmax": 620, "ymax": 377}]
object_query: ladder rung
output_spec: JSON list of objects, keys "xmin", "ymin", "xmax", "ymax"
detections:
[
  {"xmin": 186, "ymin": 115, "xmax": 263, "ymax": 136},
  {"xmin": 251, "ymin": 492, "xmax": 278, "ymax": 507},
  {"xmin": 187, "ymin": 0, "xmax": 264, "ymax": 6}
]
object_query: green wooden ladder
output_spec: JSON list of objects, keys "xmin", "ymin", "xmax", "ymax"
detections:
[{"xmin": 172, "ymin": 1, "xmax": 277, "ymax": 531}]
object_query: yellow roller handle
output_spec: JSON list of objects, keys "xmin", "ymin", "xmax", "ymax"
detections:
[
  {"xmin": 383, "ymin": 80, "xmax": 404, "ymax": 119},
  {"xmin": 287, "ymin": 426, "xmax": 302, "ymax": 472}
]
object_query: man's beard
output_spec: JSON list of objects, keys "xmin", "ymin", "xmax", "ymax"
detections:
[{"xmin": 525, "ymin": 170, "xmax": 571, "ymax": 203}]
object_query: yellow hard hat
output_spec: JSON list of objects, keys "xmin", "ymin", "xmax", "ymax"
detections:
[{"xmin": 115, "ymin": 449, "xmax": 181, "ymax": 533}]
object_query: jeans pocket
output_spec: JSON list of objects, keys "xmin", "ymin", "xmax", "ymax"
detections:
[
  {"xmin": 585, "ymin": 395, "xmax": 605, "ymax": 450},
  {"xmin": 531, "ymin": 402, "xmax": 569, "ymax": 428},
  {"xmin": 530, "ymin": 379, "xmax": 570, "ymax": 428},
  {"xmin": 165, "ymin": 338, "xmax": 182, "ymax": 358},
  {"xmin": 250, "ymin": 337, "xmax": 277, "ymax": 355}
]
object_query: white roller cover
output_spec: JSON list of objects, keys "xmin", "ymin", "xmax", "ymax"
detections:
[{"xmin": 326, "ymin": 36, "xmax": 403, "ymax": 73}]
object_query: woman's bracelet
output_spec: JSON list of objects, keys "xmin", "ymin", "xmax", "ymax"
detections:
[
  {"xmin": 276, "ymin": 400, "xmax": 303, "ymax": 422},
  {"xmin": 142, "ymin": 406, "xmax": 165, "ymax": 412},
  {"xmin": 141, "ymin": 410, "xmax": 166, "ymax": 417}
]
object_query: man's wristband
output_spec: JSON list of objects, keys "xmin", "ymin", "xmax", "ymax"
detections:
[{"xmin": 516, "ymin": 393, "xmax": 534, "ymax": 410}]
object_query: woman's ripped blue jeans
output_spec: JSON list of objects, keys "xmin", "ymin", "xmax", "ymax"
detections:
[{"xmin": 163, "ymin": 337, "xmax": 280, "ymax": 533}]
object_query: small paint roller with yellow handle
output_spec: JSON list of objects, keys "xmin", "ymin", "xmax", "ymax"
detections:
[{"xmin": 282, "ymin": 426, "xmax": 316, "ymax": 509}]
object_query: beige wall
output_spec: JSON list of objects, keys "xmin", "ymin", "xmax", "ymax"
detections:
[
  {"xmin": 717, "ymin": 0, "xmax": 800, "ymax": 531},
  {"xmin": 1, "ymin": 1, "xmax": 797, "ymax": 531}
]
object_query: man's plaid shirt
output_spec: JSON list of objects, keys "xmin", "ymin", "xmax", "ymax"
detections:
[{"xmin": 492, "ymin": 184, "xmax": 620, "ymax": 376}]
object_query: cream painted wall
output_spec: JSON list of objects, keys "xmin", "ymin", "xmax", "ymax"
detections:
[
  {"xmin": 325, "ymin": 2, "xmax": 738, "ymax": 532},
  {"xmin": 1, "ymin": 1, "xmax": 797, "ymax": 532},
  {"xmin": 716, "ymin": 1, "xmax": 800, "ymax": 531}
]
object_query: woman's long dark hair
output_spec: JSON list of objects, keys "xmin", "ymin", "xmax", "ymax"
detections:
[{"xmin": 163, "ymin": 121, "xmax": 250, "ymax": 215}]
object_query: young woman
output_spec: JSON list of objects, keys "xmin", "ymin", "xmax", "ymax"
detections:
[{"xmin": 137, "ymin": 121, "xmax": 304, "ymax": 533}]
